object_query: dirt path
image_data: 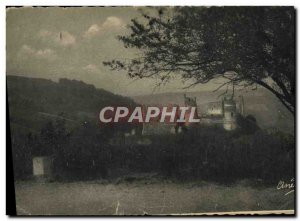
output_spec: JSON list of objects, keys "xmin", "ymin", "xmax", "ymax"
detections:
[{"xmin": 15, "ymin": 181, "xmax": 294, "ymax": 215}]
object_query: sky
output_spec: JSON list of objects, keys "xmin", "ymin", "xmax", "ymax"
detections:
[{"xmin": 6, "ymin": 7, "xmax": 225, "ymax": 96}]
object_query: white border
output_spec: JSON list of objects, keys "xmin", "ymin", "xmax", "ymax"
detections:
[
  {"xmin": 1, "ymin": 1, "xmax": 298, "ymax": 221},
  {"xmin": 2, "ymin": 0, "xmax": 299, "ymax": 6}
]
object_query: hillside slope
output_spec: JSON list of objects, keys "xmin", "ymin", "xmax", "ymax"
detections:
[{"xmin": 7, "ymin": 75, "xmax": 135, "ymax": 134}]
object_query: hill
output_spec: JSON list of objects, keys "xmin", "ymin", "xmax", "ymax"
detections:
[
  {"xmin": 7, "ymin": 75, "xmax": 136, "ymax": 135},
  {"xmin": 7, "ymin": 75, "xmax": 294, "ymax": 135}
]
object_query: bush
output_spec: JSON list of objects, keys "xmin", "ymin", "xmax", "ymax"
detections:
[{"xmin": 11, "ymin": 121, "xmax": 294, "ymax": 184}]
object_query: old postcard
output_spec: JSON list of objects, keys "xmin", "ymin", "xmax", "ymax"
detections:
[{"xmin": 6, "ymin": 6, "xmax": 295, "ymax": 216}]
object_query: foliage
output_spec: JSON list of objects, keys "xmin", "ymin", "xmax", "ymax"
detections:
[
  {"xmin": 104, "ymin": 7, "xmax": 295, "ymax": 114},
  {"xmin": 11, "ymin": 121, "xmax": 294, "ymax": 184}
]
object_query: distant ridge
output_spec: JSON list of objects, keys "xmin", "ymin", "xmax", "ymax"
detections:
[{"xmin": 7, "ymin": 75, "xmax": 136, "ymax": 134}]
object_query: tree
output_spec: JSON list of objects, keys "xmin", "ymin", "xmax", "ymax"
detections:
[
  {"xmin": 104, "ymin": 7, "xmax": 295, "ymax": 114},
  {"xmin": 39, "ymin": 115, "xmax": 69, "ymax": 156}
]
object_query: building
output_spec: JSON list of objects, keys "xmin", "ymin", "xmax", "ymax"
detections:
[
  {"xmin": 142, "ymin": 122, "xmax": 177, "ymax": 135},
  {"xmin": 141, "ymin": 104, "xmax": 183, "ymax": 135},
  {"xmin": 183, "ymin": 94, "xmax": 200, "ymax": 128},
  {"xmin": 201, "ymin": 94, "xmax": 244, "ymax": 131},
  {"xmin": 222, "ymin": 95, "xmax": 237, "ymax": 131},
  {"xmin": 140, "ymin": 95, "xmax": 200, "ymax": 135},
  {"xmin": 206, "ymin": 102, "xmax": 223, "ymax": 116}
]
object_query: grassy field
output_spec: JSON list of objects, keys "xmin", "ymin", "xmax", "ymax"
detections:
[{"xmin": 15, "ymin": 179, "xmax": 294, "ymax": 215}]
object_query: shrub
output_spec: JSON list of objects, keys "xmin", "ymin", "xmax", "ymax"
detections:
[{"xmin": 11, "ymin": 122, "xmax": 294, "ymax": 184}]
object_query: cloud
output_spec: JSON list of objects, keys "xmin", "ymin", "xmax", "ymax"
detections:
[
  {"xmin": 84, "ymin": 25, "xmax": 100, "ymax": 38},
  {"xmin": 102, "ymin": 16, "xmax": 124, "ymax": 29},
  {"xmin": 19, "ymin": 44, "xmax": 57, "ymax": 61},
  {"xmin": 38, "ymin": 30, "xmax": 76, "ymax": 46},
  {"xmin": 82, "ymin": 64, "xmax": 99, "ymax": 73},
  {"xmin": 83, "ymin": 16, "xmax": 125, "ymax": 38}
]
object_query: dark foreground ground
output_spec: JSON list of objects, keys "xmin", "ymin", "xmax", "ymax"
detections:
[{"xmin": 15, "ymin": 178, "xmax": 294, "ymax": 215}]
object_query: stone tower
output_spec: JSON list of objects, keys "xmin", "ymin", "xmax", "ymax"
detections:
[
  {"xmin": 184, "ymin": 94, "xmax": 197, "ymax": 107},
  {"xmin": 223, "ymin": 95, "xmax": 237, "ymax": 131},
  {"xmin": 237, "ymin": 95, "xmax": 245, "ymax": 116},
  {"xmin": 183, "ymin": 94, "xmax": 199, "ymax": 128}
]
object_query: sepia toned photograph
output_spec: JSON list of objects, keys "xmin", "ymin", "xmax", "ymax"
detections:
[{"xmin": 6, "ymin": 6, "xmax": 295, "ymax": 216}]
